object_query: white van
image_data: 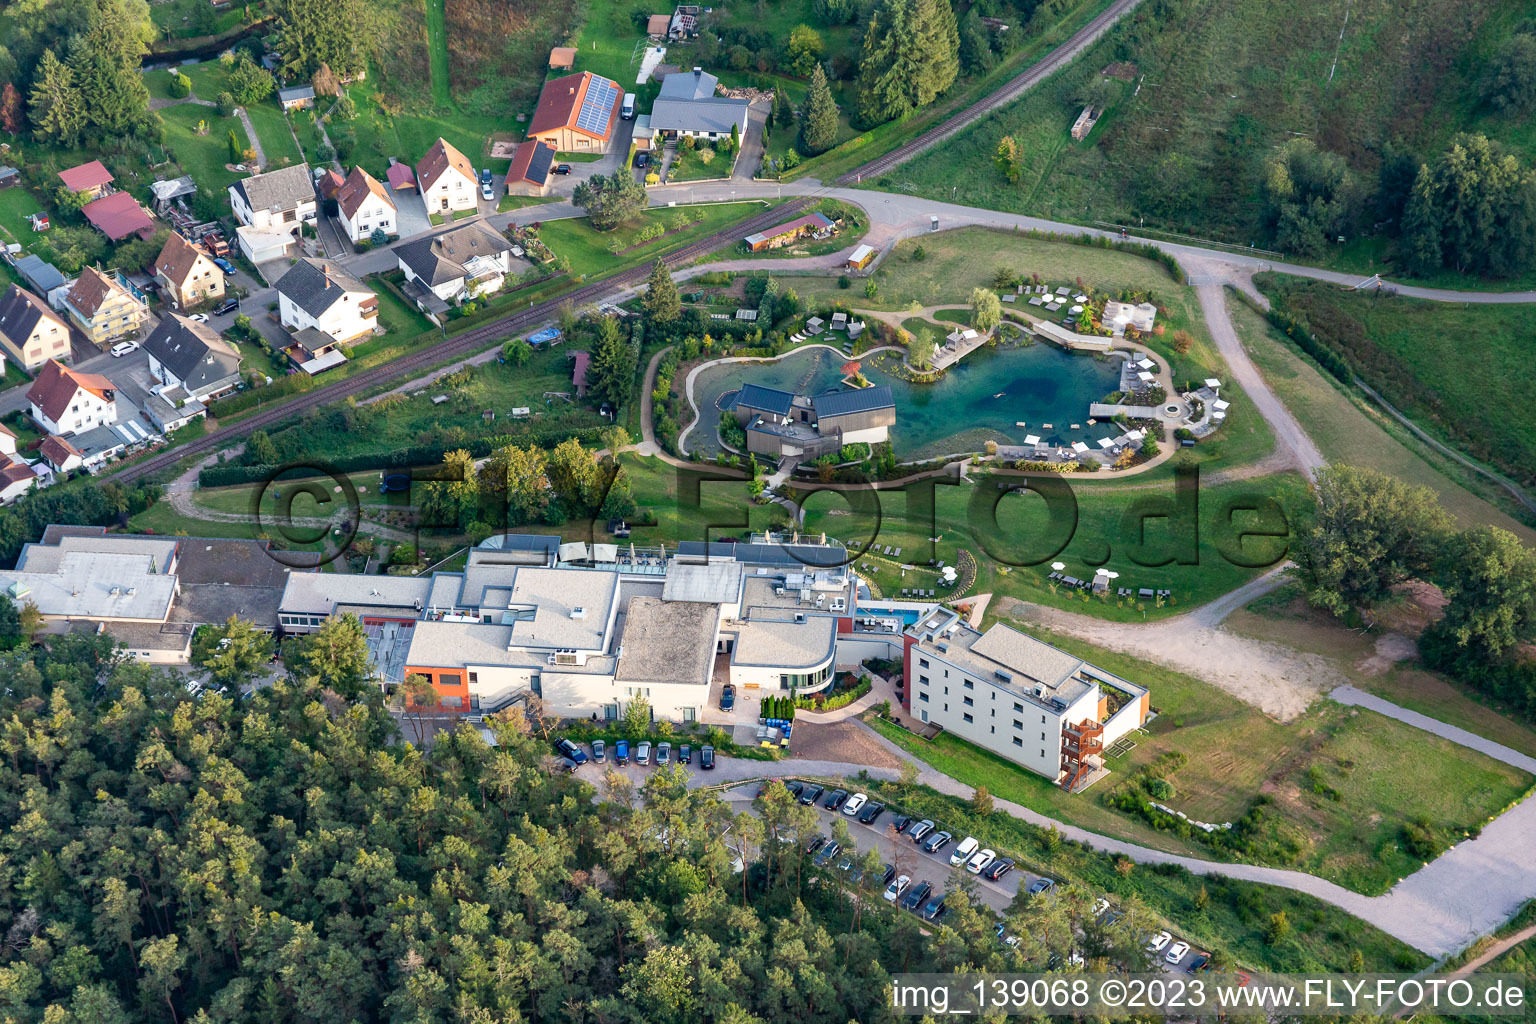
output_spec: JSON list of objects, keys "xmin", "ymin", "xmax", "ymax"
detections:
[
  {"xmin": 621, "ymin": 93, "xmax": 636, "ymax": 120},
  {"xmin": 949, "ymin": 835, "xmax": 979, "ymax": 866}
]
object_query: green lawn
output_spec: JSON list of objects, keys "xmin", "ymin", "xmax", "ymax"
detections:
[
  {"xmin": 497, "ymin": 194, "xmax": 559, "ymax": 212},
  {"xmin": 1228, "ymin": 294, "xmax": 1536, "ymax": 541},
  {"xmin": 363, "ymin": 276, "xmax": 434, "ymax": 339},
  {"xmin": 423, "ymin": 0, "xmax": 452, "ymax": 108},
  {"xmin": 538, "ymin": 201, "xmax": 775, "ymax": 279},
  {"xmin": 245, "ymin": 99, "xmax": 304, "ymax": 169},
  {"xmin": 1259, "ymin": 274, "xmax": 1536, "ymax": 489},
  {"xmin": 192, "ymin": 471, "xmax": 402, "ymax": 515},
  {"xmin": 288, "ymin": 108, "xmax": 331, "ymax": 167},
  {"xmin": 149, "ymin": 0, "xmax": 247, "ymax": 40},
  {"xmin": 341, "ymin": 81, "xmax": 510, "ymax": 177},
  {"xmin": 874, "ymin": 617, "xmax": 1534, "ymax": 895},
  {"xmin": 158, "ymin": 103, "xmax": 258, "ymax": 200},
  {"xmin": 428, "ymin": 209, "xmax": 479, "ymax": 225},
  {"xmin": 0, "ymin": 186, "xmax": 45, "ymax": 247},
  {"xmin": 181, "ymin": 59, "xmax": 237, "ymax": 103},
  {"xmin": 872, "ymin": 0, "xmax": 1526, "ymax": 277}
]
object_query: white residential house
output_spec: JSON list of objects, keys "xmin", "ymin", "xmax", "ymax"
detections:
[
  {"xmin": 395, "ymin": 223, "xmax": 516, "ymax": 305},
  {"xmin": 275, "ymin": 258, "xmax": 378, "ymax": 345},
  {"xmin": 143, "ymin": 314, "xmax": 243, "ymax": 404},
  {"xmin": 336, "ymin": 166, "xmax": 397, "ymax": 244},
  {"xmin": 26, "ymin": 359, "xmax": 119, "ymax": 436},
  {"xmin": 0, "ymin": 425, "xmax": 38, "ymax": 504},
  {"xmin": 416, "ymin": 137, "xmax": 478, "ymax": 215},
  {"xmin": 228, "ymin": 163, "xmax": 316, "ymax": 261}
]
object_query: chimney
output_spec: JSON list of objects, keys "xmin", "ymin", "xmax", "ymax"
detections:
[{"xmin": 693, "ymin": 66, "xmax": 702, "ymax": 75}]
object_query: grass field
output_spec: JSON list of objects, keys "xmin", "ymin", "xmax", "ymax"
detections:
[
  {"xmin": 341, "ymin": 80, "xmax": 510, "ymax": 176},
  {"xmin": 158, "ymin": 103, "xmax": 259, "ymax": 199},
  {"xmin": 0, "ymin": 187, "xmax": 45, "ymax": 247},
  {"xmin": 1228, "ymin": 294, "xmax": 1536, "ymax": 540},
  {"xmin": 872, "ymin": 619, "xmax": 1534, "ymax": 895},
  {"xmin": 1258, "ymin": 274, "xmax": 1536, "ymax": 489},
  {"xmin": 873, "ymin": 0, "xmax": 1532, "ymax": 277},
  {"xmin": 149, "ymin": 0, "xmax": 247, "ymax": 40},
  {"xmin": 192, "ymin": 471, "xmax": 402, "ymax": 515},
  {"xmin": 538, "ymin": 201, "xmax": 774, "ymax": 279},
  {"xmin": 423, "ymin": 0, "xmax": 453, "ymax": 108}
]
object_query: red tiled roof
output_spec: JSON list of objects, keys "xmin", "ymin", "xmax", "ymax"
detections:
[
  {"xmin": 316, "ymin": 167, "xmax": 346, "ymax": 199},
  {"xmin": 415, "ymin": 137, "xmax": 476, "ymax": 192},
  {"xmin": 0, "ymin": 459, "xmax": 34, "ymax": 486},
  {"xmin": 154, "ymin": 232, "xmax": 214, "ymax": 290},
  {"xmin": 26, "ymin": 360, "xmax": 116, "ymax": 423},
  {"xmin": 66, "ymin": 266, "xmax": 132, "ymax": 318},
  {"xmin": 549, "ymin": 46, "xmax": 577, "ymax": 69},
  {"xmin": 386, "ymin": 163, "xmax": 417, "ymax": 190},
  {"xmin": 336, "ymin": 166, "xmax": 394, "ymax": 220},
  {"xmin": 507, "ymin": 141, "xmax": 556, "ymax": 185},
  {"xmin": 571, "ymin": 350, "xmax": 590, "ymax": 391},
  {"xmin": 529, "ymin": 72, "xmax": 620, "ymax": 142},
  {"xmin": 39, "ymin": 435, "xmax": 81, "ymax": 467},
  {"xmin": 82, "ymin": 191, "xmax": 155, "ymax": 241},
  {"xmin": 647, "ymin": 14, "xmax": 671, "ymax": 34},
  {"xmin": 58, "ymin": 160, "xmax": 113, "ymax": 193}
]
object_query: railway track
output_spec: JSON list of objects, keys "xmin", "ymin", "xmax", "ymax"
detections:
[{"xmin": 114, "ymin": 0, "xmax": 1143, "ymax": 484}]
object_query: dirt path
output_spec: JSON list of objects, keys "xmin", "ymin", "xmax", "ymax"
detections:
[
  {"xmin": 1451, "ymin": 923, "xmax": 1536, "ymax": 975},
  {"xmin": 993, "ymin": 566, "xmax": 1339, "ymax": 720}
]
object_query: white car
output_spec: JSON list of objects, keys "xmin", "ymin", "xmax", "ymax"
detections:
[
  {"xmin": 1147, "ymin": 930, "xmax": 1172, "ymax": 953},
  {"xmin": 1093, "ymin": 897, "xmax": 1111, "ymax": 919},
  {"xmin": 883, "ymin": 874, "xmax": 910, "ymax": 902},
  {"xmin": 965, "ymin": 848, "xmax": 996, "ymax": 874},
  {"xmin": 110, "ymin": 340, "xmax": 139, "ymax": 357},
  {"xmin": 188, "ymin": 313, "xmax": 210, "ymax": 323},
  {"xmin": 1165, "ymin": 941, "xmax": 1191, "ymax": 965},
  {"xmin": 480, "ymin": 181, "xmax": 495, "ymax": 201},
  {"xmin": 949, "ymin": 835, "xmax": 979, "ymax": 866},
  {"xmin": 842, "ymin": 793, "xmax": 867, "ymax": 816}
]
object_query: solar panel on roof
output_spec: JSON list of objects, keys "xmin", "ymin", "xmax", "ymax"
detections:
[{"xmin": 576, "ymin": 77, "xmax": 619, "ymax": 135}]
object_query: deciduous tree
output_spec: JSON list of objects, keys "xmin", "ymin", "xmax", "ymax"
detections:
[
  {"xmin": 970, "ymin": 286, "xmax": 1001, "ymax": 331},
  {"xmin": 1403, "ymin": 133, "xmax": 1536, "ymax": 278}
]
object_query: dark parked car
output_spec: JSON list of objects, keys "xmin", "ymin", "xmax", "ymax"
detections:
[
  {"xmin": 900, "ymin": 880, "xmax": 933, "ymax": 912},
  {"xmin": 891, "ymin": 814, "xmax": 913, "ymax": 833},
  {"xmin": 1028, "ymin": 877, "xmax": 1056, "ymax": 895},
  {"xmin": 719, "ymin": 685, "xmax": 735, "ymax": 711},
  {"xmin": 982, "ymin": 857, "xmax": 1014, "ymax": 881},
  {"xmin": 478, "ymin": 167, "xmax": 493, "ymax": 186},
  {"xmin": 555, "ymin": 738, "xmax": 588, "ymax": 766},
  {"xmin": 812, "ymin": 841, "xmax": 840, "ymax": 868},
  {"xmin": 921, "ymin": 893, "xmax": 948, "ymax": 921},
  {"xmin": 211, "ymin": 298, "xmax": 238, "ymax": 315},
  {"xmin": 804, "ymin": 834, "xmax": 826, "ymax": 855},
  {"xmin": 552, "ymin": 163, "xmax": 572, "ymax": 175},
  {"xmin": 823, "ymin": 789, "xmax": 847, "ymax": 811},
  {"xmin": 783, "ymin": 780, "xmax": 803, "ymax": 797},
  {"xmin": 614, "ymin": 740, "xmax": 629, "ymax": 765},
  {"xmin": 633, "ymin": 150, "xmax": 649, "ymax": 168},
  {"xmin": 859, "ymin": 801, "xmax": 885, "ymax": 825},
  {"xmin": 700, "ymin": 745, "xmax": 715, "ymax": 769},
  {"xmin": 799, "ymin": 785, "xmax": 824, "ymax": 806},
  {"xmin": 591, "ymin": 739, "xmax": 606, "ymax": 763},
  {"xmin": 1185, "ymin": 953, "xmax": 1211, "ymax": 974},
  {"xmin": 879, "ymin": 863, "xmax": 897, "ymax": 886},
  {"xmin": 921, "ymin": 830, "xmax": 953, "ymax": 854},
  {"xmin": 679, "ymin": 744, "xmax": 691, "ymax": 764},
  {"xmin": 556, "ymin": 757, "xmax": 579, "ymax": 774}
]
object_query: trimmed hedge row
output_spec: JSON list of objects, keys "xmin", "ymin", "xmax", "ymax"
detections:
[{"xmin": 198, "ymin": 426, "xmax": 608, "ymax": 488}]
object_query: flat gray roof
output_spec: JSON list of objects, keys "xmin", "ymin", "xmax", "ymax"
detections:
[
  {"xmin": 662, "ymin": 560, "xmax": 742, "ymax": 604},
  {"xmin": 615, "ymin": 596, "xmax": 717, "ymax": 685},
  {"xmin": 498, "ymin": 567, "xmax": 618, "ymax": 650},
  {"xmin": 0, "ymin": 551, "xmax": 178, "ymax": 621},
  {"xmin": 729, "ymin": 614, "xmax": 836, "ymax": 670}
]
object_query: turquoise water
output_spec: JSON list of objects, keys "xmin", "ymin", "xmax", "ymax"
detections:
[{"xmin": 690, "ymin": 343, "xmax": 1122, "ymax": 460}]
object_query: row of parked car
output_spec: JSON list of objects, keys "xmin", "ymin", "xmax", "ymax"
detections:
[{"xmin": 555, "ymin": 737, "xmax": 716, "ymax": 772}]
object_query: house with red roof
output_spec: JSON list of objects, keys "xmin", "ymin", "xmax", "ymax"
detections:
[
  {"xmin": 336, "ymin": 166, "xmax": 397, "ymax": 244},
  {"xmin": 81, "ymin": 191, "xmax": 157, "ymax": 241},
  {"xmin": 26, "ymin": 359, "xmax": 119, "ymax": 436},
  {"xmin": 416, "ymin": 137, "xmax": 478, "ymax": 215},
  {"xmin": 57, "ymin": 160, "xmax": 114, "ymax": 200},
  {"xmin": 528, "ymin": 72, "xmax": 623, "ymax": 154}
]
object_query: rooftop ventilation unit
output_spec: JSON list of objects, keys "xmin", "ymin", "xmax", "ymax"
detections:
[
  {"xmin": 570, "ymin": 606, "xmax": 587, "ymax": 620},
  {"xmin": 936, "ymin": 641, "xmax": 949, "ymax": 652},
  {"xmin": 994, "ymin": 669, "xmax": 1012, "ymax": 683}
]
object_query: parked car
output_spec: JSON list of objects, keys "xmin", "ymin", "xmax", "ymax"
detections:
[
  {"xmin": 842, "ymin": 793, "xmax": 867, "ymax": 816},
  {"xmin": 799, "ymin": 785, "xmax": 823, "ymax": 806},
  {"xmin": 1185, "ymin": 953, "xmax": 1211, "ymax": 973},
  {"xmin": 921, "ymin": 893, "xmax": 949, "ymax": 921},
  {"xmin": 556, "ymin": 757, "xmax": 578, "ymax": 773},
  {"xmin": 480, "ymin": 180, "xmax": 495, "ymax": 201},
  {"xmin": 212, "ymin": 257, "xmax": 236, "ymax": 275},
  {"xmin": 948, "ymin": 836, "xmax": 979, "ymax": 867},
  {"xmin": 900, "ymin": 880, "xmax": 933, "ymax": 912},
  {"xmin": 1092, "ymin": 897, "xmax": 1111, "ymax": 919},
  {"xmin": 553, "ymin": 163, "xmax": 572, "ymax": 175},
  {"xmin": 908, "ymin": 820, "xmax": 935, "ymax": 843},
  {"xmin": 921, "ymin": 830, "xmax": 953, "ymax": 854},
  {"xmin": 883, "ymin": 875, "xmax": 911, "ymax": 902},
  {"xmin": 636, "ymin": 741, "xmax": 651, "ymax": 766},
  {"xmin": 614, "ymin": 740, "xmax": 629, "ymax": 765},
  {"xmin": 891, "ymin": 814, "xmax": 912, "ymax": 833},
  {"xmin": 478, "ymin": 168, "xmax": 493, "ymax": 187},
  {"xmin": 211, "ymin": 298, "xmax": 238, "ymax": 315},
  {"xmin": 719, "ymin": 684, "xmax": 735, "ymax": 711},
  {"xmin": 879, "ymin": 863, "xmax": 896, "ymax": 886},
  {"xmin": 555, "ymin": 738, "xmax": 588, "ymax": 766},
  {"xmin": 823, "ymin": 789, "xmax": 847, "ymax": 811},
  {"xmin": 858, "ymin": 801, "xmax": 885, "ymax": 825},
  {"xmin": 679, "ymin": 744, "xmax": 691, "ymax": 764},
  {"xmin": 982, "ymin": 857, "xmax": 1014, "ymax": 881},
  {"xmin": 812, "ymin": 841, "xmax": 840, "ymax": 868},
  {"xmin": 188, "ymin": 313, "xmax": 210, "ymax": 323},
  {"xmin": 110, "ymin": 340, "xmax": 139, "ymax": 357},
  {"xmin": 966, "ymin": 849, "xmax": 996, "ymax": 875},
  {"xmin": 804, "ymin": 834, "xmax": 826, "ymax": 855},
  {"xmin": 1028, "ymin": 877, "xmax": 1056, "ymax": 895},
  {"xmin": 633, "ymin": 150, "xmax": 649, "ymax": 168},
  {"xmin": 1165, "ymin": 941, "xmax": 1191, "ymax": 965},
  {"xmin": 1147, "ymin": 931, "xmax": 1172, "ymax": 954},
  {"xmin": 699, "ymin": 745, "xmax": 715, "ymax": 769},
  {"xmin": 591, "ymin": 739, "xmax": 606, "ymax": 763},
  {"xmin": 656, "ymin": 741, "xmax": 671, "ymax": 766},
  {"xmin": 782, "ymin": 780, "xmax": 803, "ymax": 797}
]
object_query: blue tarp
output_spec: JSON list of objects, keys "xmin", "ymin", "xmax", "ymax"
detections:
[{"xmin": 527, "ymin": 327, "xmax": 562, "ymax": 346}]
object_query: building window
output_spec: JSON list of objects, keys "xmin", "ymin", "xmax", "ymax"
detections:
[
  {"xmin": 963, "ymin": 696, "xmax": 973, "ymax": 706},
  {"xmin": 921, "ymin": 711, "xmax": 929, "ymax": 723},
  {"xmin": 919, "ymin": 674, "xmax": 928, "ymax": 684},
  {"xmin": 918, "ymin": 692, "xmax": 928, "ymax": 703},
  {"xmin": 962, "ymin": 712, "xmax": 973, "ymax": 723},
  {"xmin": 604, "ymin": 704, "xmax": 618, "ymax": 721},
  {"xmin": 963, "ymin": 680, "xmax": 974, "ymax": 690},
  {"xmin": 1013, "ymin": 720, "xmax": 1023, "ymax": 730},
  {"xmin": 1014, "ymin": 702, "xmax": 1024, "ymax": 712},
  {"xmin": 682, "ymin": 707, "xmax": 696, "ymax": 723},
  {"xmin": 1013, "ymin": 737, "xmax": 1023, "ymax": 747},
  {"xmin": 468, "ymin": 672, "xmax": 478, "ymax": 684},
  {"xmin": 919, "ymin": 658, "xmax": 929, "ymax": 668}
]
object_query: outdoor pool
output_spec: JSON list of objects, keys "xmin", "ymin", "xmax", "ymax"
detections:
[{"xmin": 689, "ymin": 342, "xmax": 1121, "ymax": 460}]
